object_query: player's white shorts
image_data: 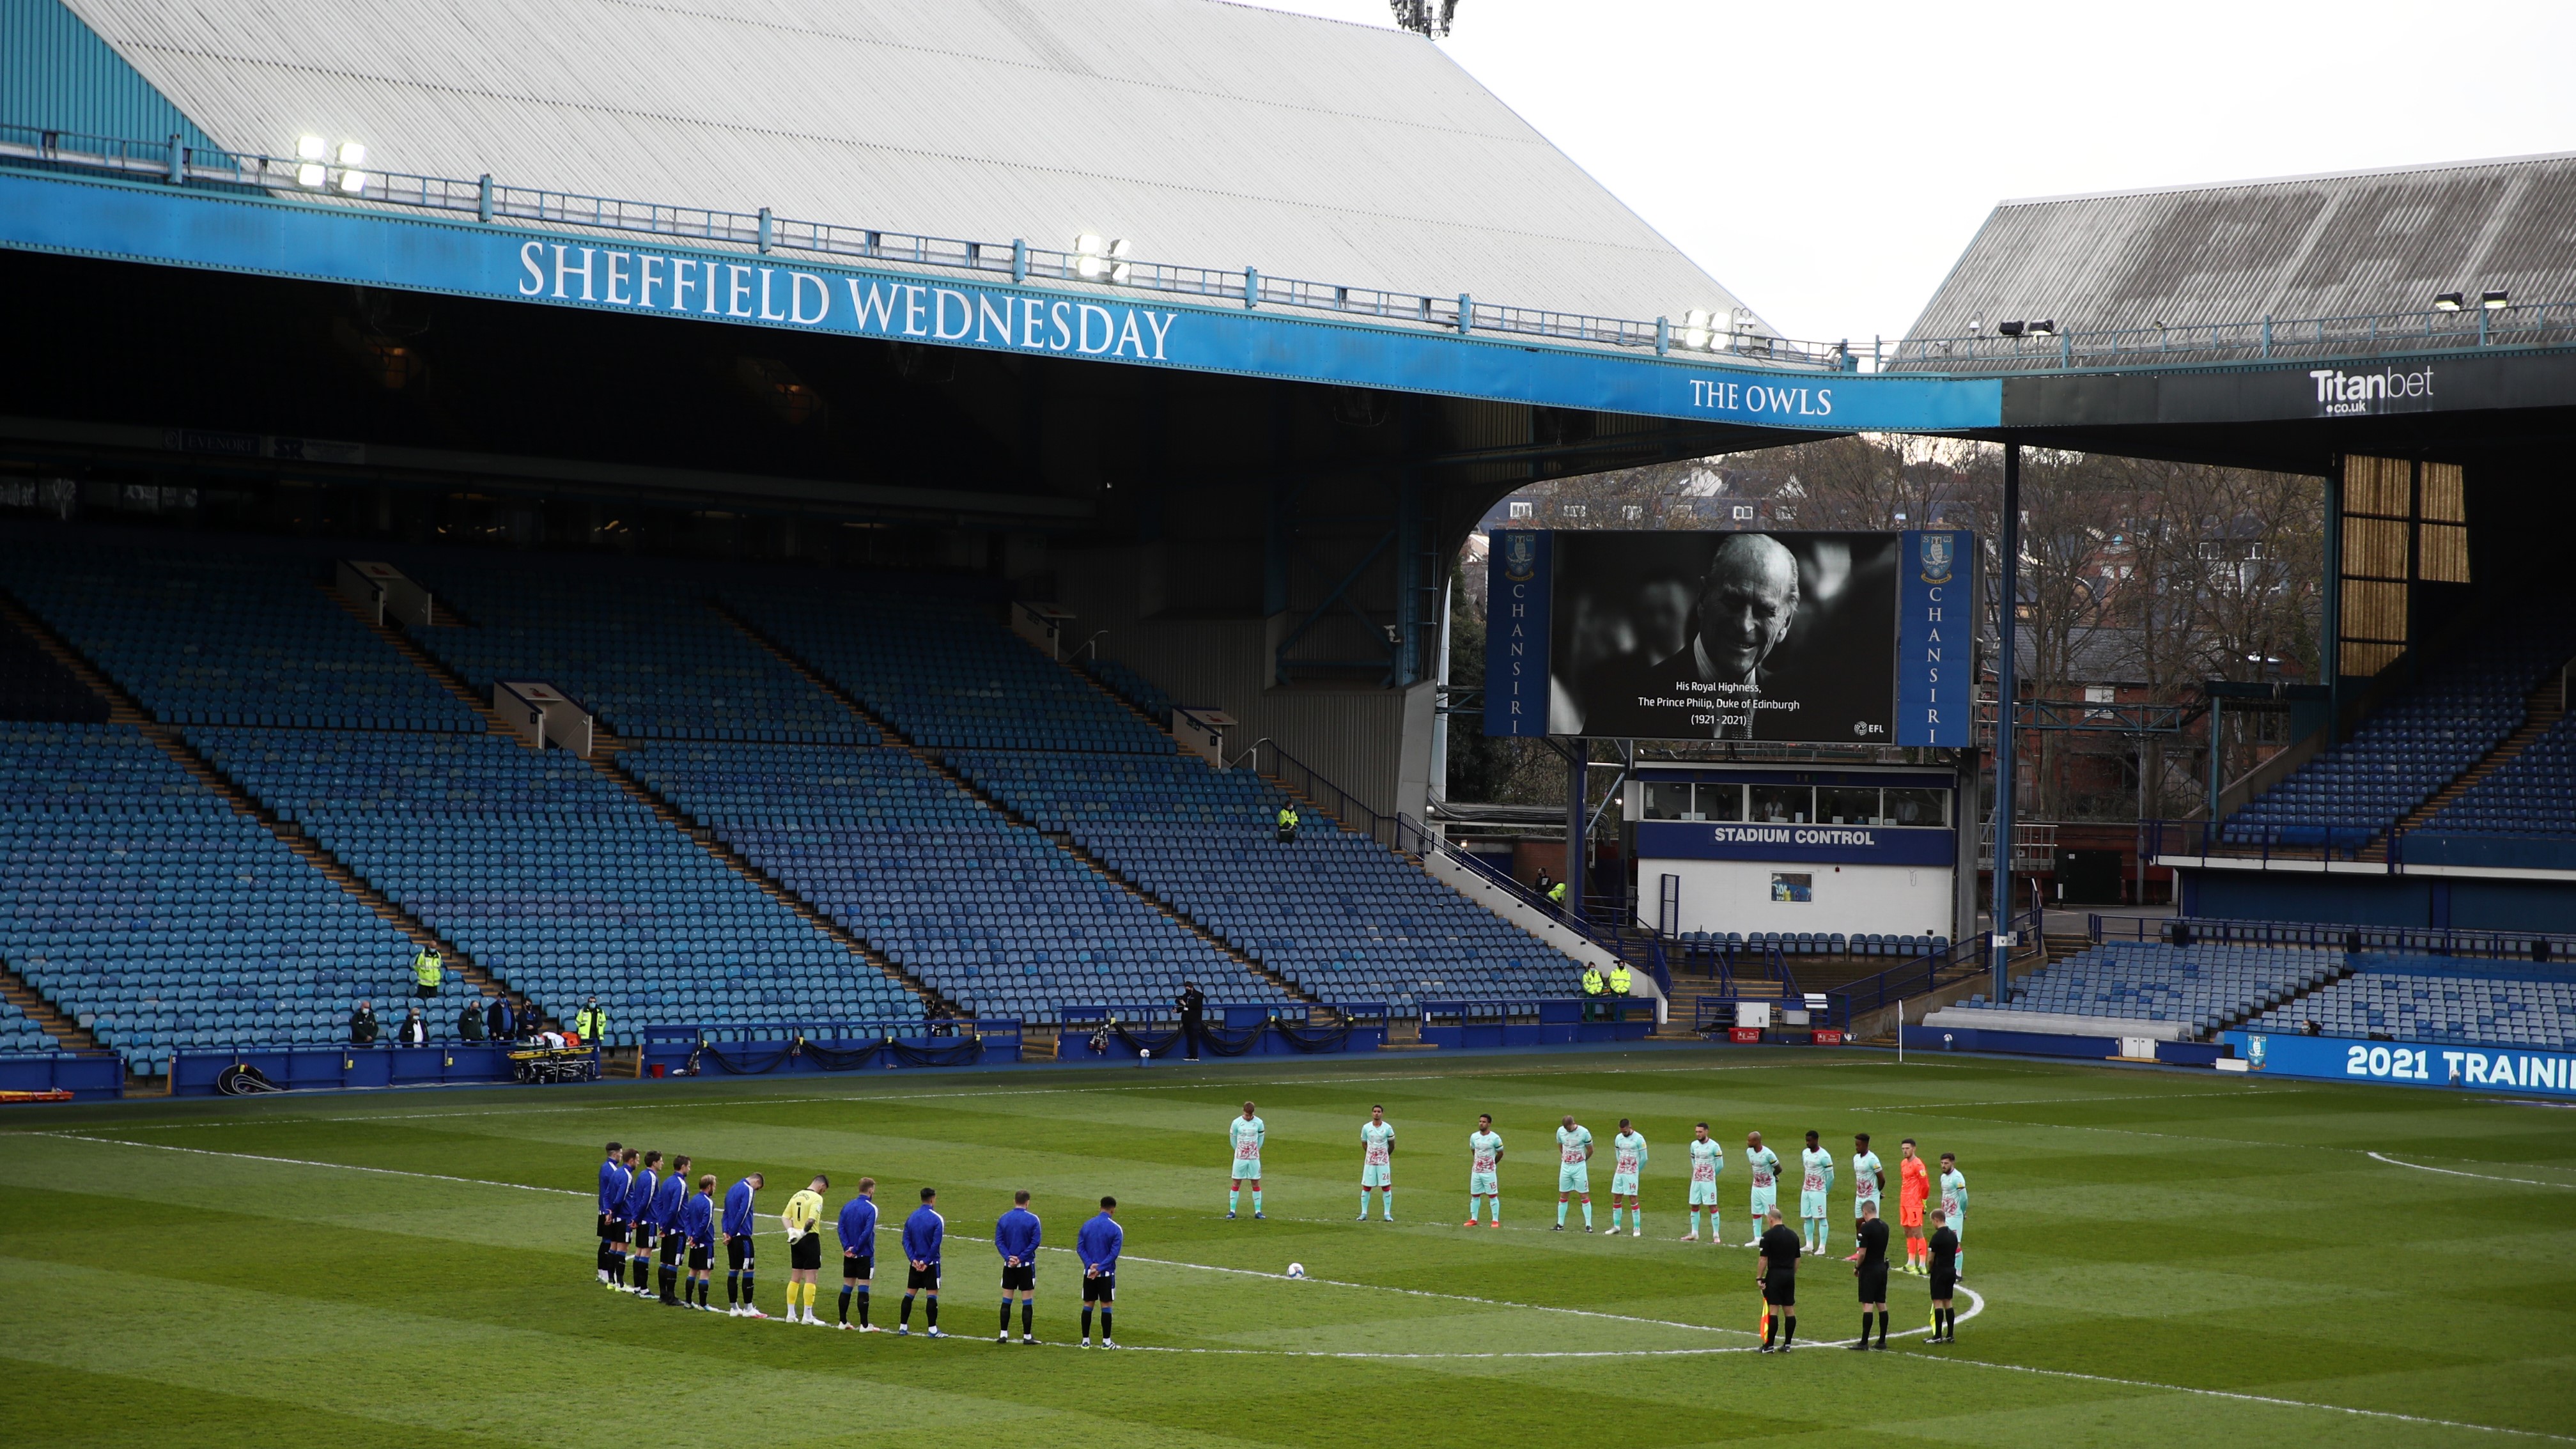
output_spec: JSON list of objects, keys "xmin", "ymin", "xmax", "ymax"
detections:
[
  {"xmin": 1469, "ymin": 1171, "xmax": 1498, "ymax": 1196},
  {"xmin": 1854, "ymin": 1195, "xmax": 1881, "ymax": 1220},
  {"xmin": 1558, "ymin": 1165, "xmax": 1590, "ymax": 1194},
  {"xmin": 1232, "ymin": 1159, "xmax": 1262, "ymax": 1181},
  {"xmin": 1360, "ymin": 1163, "xmax": 1390, "ymax": 1188},
  {"xmin": 1688, "ymin": 1181, "xmax": 1719, "ymax": 1206},
  {"xmin": 1610, "ymin": 1172, "xmax": 1638, "ymax": 1195},
  {"xmin": 1749, "ymin": 1188, "xmax": 1777, "ymax": 1214},
  {"xmin": 1799, "ymin": 1191, "xmax": 1826, "ymax": 1219}
]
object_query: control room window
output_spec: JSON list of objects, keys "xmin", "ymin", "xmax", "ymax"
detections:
[
  {"xmin": 1750, "ymin": 784, "xmax": 1811, "ymax": 824},
  {"xmin": 1695, "ymin": 783, "xmax": 1744, "ymax": 821},
  {"xmin": 1643, "ymin": 782, "xmax": 1691, "ymax": 821},
  {"xmin": 1883, "ymin": 787, "xmax": 1949, "ymax": 826},
  {"xmin": 1816, "ymin": 786, "xmax": 1881, "ymax": 825}
]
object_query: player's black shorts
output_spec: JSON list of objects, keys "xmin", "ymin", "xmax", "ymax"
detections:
[
  {"xmin": 659, "ymin": 1230, "xmax": 683, "ymax": 1266},
  {"xmin": 790, "ymin": 1234, "xmax": 823, "ymax": 1271},
  {"xmin": 727, "ymin": 1237, "xmax": 756, "ymax": 1271},
  {"xmin": 906, "ymin": 1264, "xmax": 940, "ymax": 1292},
  {"xmin": 1929, "ymin": 1274, "xmax": 1957, "ymax": 1299},
  {"xmin": 1763, "ymin": 1276, "xmax": 1796, "ymax": 1307},
  {"xmin": 598, "ymin": 1212, "xmax": 615, "ymax": 1240},
  {"xmin": 1082, "ymin": 1272, "xmax": 1115, "ymax": 1303},
  {"xmin": 1000, "ymin": 1263, "xmax": 1035, "ymax": 1292},
  {"xmin": 1856, "ymin": 1265, "xmax": 1888, "ymax": 1303},
  {"xmin": 842, "ymin": 1251, "xmax": 874, "ymax": 1281},
  {"xmin": 609, "ymin": 1218, "xmax": 630, "ymax": 1245},
  {"xmin": 688, "ymin": 1241, "xmax": 713, "ymax": 1272}
]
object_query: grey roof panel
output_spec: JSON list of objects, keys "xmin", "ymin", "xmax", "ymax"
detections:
[{"xmin": 58, "ymin": 0, "xmax": 1758, "ymax": 327}]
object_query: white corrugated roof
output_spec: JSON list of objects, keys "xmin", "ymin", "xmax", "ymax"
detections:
[{"xmin": 61, "ymin": 0, "xmax": 1758, "ymax": 327}]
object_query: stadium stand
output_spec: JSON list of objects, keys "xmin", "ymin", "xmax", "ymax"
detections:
[
  {"xmin": 621, "ymin": 741, "xmax": 1284, "ymax": 1021},
  {"xmin": 0, "ymin": 722, "xmax": 429, "ymax": 1072},
  {"xmin": 0, "ymin": 992, "xmax": 60, "ymax": 1056},
  {"xmin": 2241, "ymin": 957, "xmax": 2576, "ymax": 1050},
  {"xmin": 1078, "ymin": 655, "xmax": 1175, "ymax": 727},
  {"xmin": 2225, "ymin": 609, "xmax": 2576, "ymax": 846},
  {"xmin": 2424, "ymin": 713, "xmax": 2576, "ymax": 838},
  {"xmin": 951, "ymin": 750, "xmax": 1581, "ymax": 1007},
  {"xmin": 183, "ymin": 727, "xmax": 915, "ymax": 1044},
  {"xmin": 392, "ymin": 560, "xmax": 864, "ymax": 744},
  {"xmin": 1957, "ymin": 940, "xmax": 2346, "ymax": 1035},
  {"xmin": 0, "ymin": 617, "xmax": 108, "ymax": 724},
  {"xmin": 2, "ymin": 543, "xmax": 483, "ymax": 731}
]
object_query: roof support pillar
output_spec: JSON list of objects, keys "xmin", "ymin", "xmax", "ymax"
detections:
[{"xmin": 1990, "ymin": 440, "xmax": 2023, "ymax": 1003}]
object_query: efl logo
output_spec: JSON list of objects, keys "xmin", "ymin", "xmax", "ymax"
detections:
[{"xmin": 2309, "ymin": 365, "xmax": 2433, "ymax": 416}]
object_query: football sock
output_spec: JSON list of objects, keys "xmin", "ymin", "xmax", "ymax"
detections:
[
  {"xmin": 1252, "ymin": 1191, "xmax": 1262, "ymax": 1214},
  {"xmin": 1081, "ymin": 1306, "xmax": 1093, "ymax": 1339},
  {"xmin": 1383, "ymin": 1190, "xmax": 1393, "ymax": 1221},
  {"xmin": 1001, "ymin": 1301, "xmax": 1013, "ymax": 1333},
  {"xmin": 1556, "ymin": 1199, "xmax": 1569, "ymax": 1226},
  {"xmin": 1609, "ymin": 1206, "xmax": 1622, "ymax": 1232},
  {"xmin": 1783, "ymin": 1315, "xmax": 1796, "ymax": 1346},
  {"xmin": 1860, "ymin": 1313, "xmax": 1872, "ymax": 1342},
  {"xmin": 742, "ymin": 1271, "xmax": 756, "ymax": 1307},
  {"xmin": 839, "ymin": 1285, "xmax": 853, "ymax": 1324},
  {"xmin": 1099, "ymin": 1308, "xmax": 1112, "ymax": 1338},
  {"xmin": 697, "ymin": 1278, "xmax": 710, "ymax": 1308},
  {"xmin": 1021, "ymin": 1301, "xmax": 1034, "ymax": 1335},
  {"xmin": 900, "ymin": 1293, "xmax": 915, "ymax": 1327},
  {"xmin": 1819, "ymin": 1223, "xmax": 1829, "ymax": 1254},
  {"xmin": 1686, "ymin": 1209, "xmax": 1699, "ymax": 1235},
  {"xmin": 726, "ymin": 1271, "xmax": 740, "ymax": 1306},
  {"xmin": 1361, "ymin": 1191, "xmax": 1370, "ymax": 1216},
  {"xmin": 925, "ymin": 1296, "xmax": 939, "ymax": 1329},
  {"xmin": 1489, "ymin": 1198, "xmax": 1499, "ymax": 1223},
  {"xmin": 1229, "ymin": 1189, "xmax": 1240, "ymax": 1213},
  {"xmin": 1580, "ymin": 1199, "xmax": 1592, "ymax": 1228},
  {"xmin": 858, "ymin": 1287, "xmax": 871, "ymax": 1326},
  {"xmin": 660, "ymin": 1264, "xmax": 678, "ymax": 1301},
  {"xmin": 1631, "ymin": 1209, "xmax": 1641, "ymax": 1232},
  {"xmin": 1876, "ymin": 1310, "xmax": 1889, "ymax": 1347}
]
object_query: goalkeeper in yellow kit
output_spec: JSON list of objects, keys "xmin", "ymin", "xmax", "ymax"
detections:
[{"xmin": 782, "ymin": 1174, "xmax": 829, "ymax": 1326}]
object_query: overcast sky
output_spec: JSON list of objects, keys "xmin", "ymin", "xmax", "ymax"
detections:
[{"xmin": 1259, "ymin": 1, "xmax": 2576, "ymax": 345}]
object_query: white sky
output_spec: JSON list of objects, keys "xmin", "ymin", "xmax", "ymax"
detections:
[{"xmin": 1258, "ymin": 0, "xmax": 2576, "ymax": 343}]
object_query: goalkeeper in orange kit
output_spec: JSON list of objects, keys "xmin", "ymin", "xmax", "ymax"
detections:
[{"xmin": 1897, "ymin": 1138, "xmax": 1932, "ymax": 1275}]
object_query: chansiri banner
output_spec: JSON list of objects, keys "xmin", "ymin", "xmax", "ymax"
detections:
[
  {"xmin": 1491, "ymin": 529, "xmax": 1974, "ymax": 746},
  {"xmin": 1481, "ymin": 531, "xmax": 1553, "ymax": 738},
  {"xmin": 2219, "ymin": 1030, "xmax": 2576, "ymax": 1096}
]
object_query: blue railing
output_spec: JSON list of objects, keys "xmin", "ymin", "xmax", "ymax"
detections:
[
  {"xmin": 1416, "ymin": 997, "xmax": 1653, "ymax": 1048},
  {"xmin": 2145, "ymin": 817, "xmax": 2576, "ymax": 876},
  {"xmin": 2086, "ymin": 913, "xmax": 2575, "ymax": 963},
  {"xmin": 639, "ymin": 1018, "xmax": 1021, "ymax": 1078},
  {"xmin": 1889, "ymin": 303, "xmax": 2576, "ymax": 372}
]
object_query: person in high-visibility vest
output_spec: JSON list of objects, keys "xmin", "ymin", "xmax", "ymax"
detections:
[
  {"xmin": 1608, "ymin": 962, "xmax": 1631, "ymax": 996},
  {"xmin": 574, "ymin": 995, "xmax": 609, "ymax": 1044},
  {"xmin": 412, "ymin": 947, "xmax": 444, "ymax": 1001},
  {"xmin": 1275, "ymin": 803, "xmax": 1300, "ymax": 843},
  {"xmin": 1580, "ymin": 964, "xmax": 1606, "ymax": 1019}
]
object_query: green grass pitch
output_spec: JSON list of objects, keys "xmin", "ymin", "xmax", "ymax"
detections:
[{"xmin": 3, "ymin": 1044, "xmax": 2572, "ymax": 1447}]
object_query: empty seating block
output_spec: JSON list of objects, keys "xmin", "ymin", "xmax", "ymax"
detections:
[
  {"xmin": 186, "ymin": 727, "xmax": 903, "ymax": 1043},
  {"xmin": 1080, "ymin": 656, "xmax": 1174, "ymax": 726},
  {"xmin": 0, "ymin": 991, "xmax": 61, "ymax": 1055},
  {"xmin": 623, "ymin": 741, "xmax": 1278, "ymax": 1022},
  {"xmin": 949, "ymin": 750, "xmax": 1583, "ymax": 1007},
  {"xmin": 398, "ymin": 560, "xmax": 861, "ymax": 744},
  {"xmin": 2428, "ymin": 713, "xmax": 2576, "ymax": 839},
  {"xmin": 3, "ymin": 543, "xmax": 481, "ymax": 731},
  {"xmin": 1964, "ymin": 941, "xmax": 2343, "ymax": 1034},
  {"xmin": 0, "ymin": 619, "xmax": 107, "ymax": 724},
  {"xmin": 2243, "ymin": 957, "xmax": 2576, "ymax": 1050},
  {"xmin": 728, "ymin": 589, "xmax": 1172, "ymax": 754},
  {"xmin": 0, "ymin": 722, "xmax": 424, "ymax": 1071}
]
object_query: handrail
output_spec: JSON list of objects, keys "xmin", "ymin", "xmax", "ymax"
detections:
[
  {"xmin": 1823, "ymin": 904, "xmax": 2041, "ymax": 1018},
  {"xmin": 1890, "ymin": 302, "xmax": 2576, "ymax": 372},
  {"xmin": 2086, "ymin": 913, "xmax": 2575, "ymax": 962}
]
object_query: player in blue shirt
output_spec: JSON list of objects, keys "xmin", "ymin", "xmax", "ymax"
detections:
[
  {"xmin": 623, "ymin": 1151, "xmax": 662, "ymax": 1294},
  {"xmin": 722, "ymin": 1171, "xmax": 766, "ymax": 1318},
  {"xmin": 1076, "ymin": 1196, "xmax": 1124, "ymax": 1349},
  {"xmin": 596, "ymin": 1142, "xmax": 629, "ymax": 1287},
  {"xmin": 996, "ymin": 1190, "xmax": 1043, "ymax": 1344},
  {"xmin": 835, "ymin": 1175, "xmax": 881, "ymax": 1331},
  {"xmin": 679, "ymin": 1172, "xmax": 718, "ymax": 1310},
  {"xmin": 899, "ymin": 1186, "xmax": 947, "ymax": 1337},
  {"xmin": 651, "ymin": 1154, "xmax": 692, "ymax": 1305}
]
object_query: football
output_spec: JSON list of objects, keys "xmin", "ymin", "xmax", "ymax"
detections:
[{"xmin": 1286, "ymin": 1262, "xmax": 1306, "ymax": 1279}]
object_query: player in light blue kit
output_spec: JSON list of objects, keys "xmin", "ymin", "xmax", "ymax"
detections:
[
  {"xmin": 1742, "ymin": 1130, "xmax": 1781, "ymax": 1247},
  {"xmin": 1465, "ymin": 1113, "xmax": 1504, "ymax": 1227},
  {"xmin": 1608, "ymin": 1119, "xmax": 1648, "ymax": 1237},
  {"xmin": 1358, "ymin": 1104, "xmax": 1396, "ymax": 1221},
  {"xmin": 1797, "ymin": 1129, "xmax": 1835, "ymax": 1256},
  {"xmin": 1227, "ymin": 1101, "xmax": 1266, "ymax": 1219},
  {"xmin": 1553, "ymin": 1115, "xmax": 1594, "ymax": 1232},
  {"xmin": 1844, "ymin": 1133, "xmax": 1886, "ymax": 1262},
  {"xmin": 1680, "ymin": 1121, "xmax": 1723, "ymax": 1243},
  {"xmin": 1938, "ymin": 1151, "xmax": 1969, "ymax": 1276}
]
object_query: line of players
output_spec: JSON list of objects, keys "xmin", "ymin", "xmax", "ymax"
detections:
[{"xmin": 591, "ymin": 1143, "xmax": 1129, "ymax": 1347}]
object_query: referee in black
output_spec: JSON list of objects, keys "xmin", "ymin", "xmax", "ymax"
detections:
[
  {"xmin": 1755, "ymin": 1207, "xmax": 1800, "ymax": 1352},
  {"xmin": 1927, "ymin": 1209, "xmax": 1960, "ymax": 1342},
  {"xmin": 1850, "ymin": 1200, "xmax": 1890, "ymax": 1349}
]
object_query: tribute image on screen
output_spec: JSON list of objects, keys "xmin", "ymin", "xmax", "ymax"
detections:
[{"xmin": 1548, "ymin": 531, "xmax": 1898, "ymax": 741}]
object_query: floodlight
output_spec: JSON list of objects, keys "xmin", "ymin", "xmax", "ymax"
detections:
[
  {"xmin": 1678, "ymin": 307, "xmax": 1712, "ymax": 350},
  {"xmin": 1106, "ymin": 237, "xmax": 1131, "ymax": 260},
  {"xmin": 1996, "ymin": 320, "xmax": 2024, "ymax": 337},
  {"xmin": 2432, "ymin": 291, "xmax": 2463, "ymax": 312},
  {"xmin": 2027, "ymin": 318, "xmax": 2056, "ymax": 336},
  {"xmin": 337, "ymin": 141, "xmax": 366, "ymax": 167},
  {"xmin": 296, "ymin": 162, "xmax": 327, "ymax": 187},
  {"xmin": 1073, "ymin": 233, "xmax": 1131, "ymax": 283},
  {"xmin": 337, "ymin": 167, "xmax": 368, "ymax": 194},
  {"xmin": 1074, "ymin": 233, "xmax": 1105, "ymax": 256},
  {"xmin": 2481, "ymin": 289, "xmax": 2509, "ymax": 309},
  {"xmin": 297, "ymin": 136, "xmax": 327, "ymax": 161}
]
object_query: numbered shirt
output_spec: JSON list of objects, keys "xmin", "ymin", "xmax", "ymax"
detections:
[
  {"xmin": 1748, "ymin": 1146, "xmax": 1780, "ymax": 1189},
  {"xmin": 1361, "ymin": 1120, "xmax": 1396, "ymax": 1165},
  {"xmin": 1800, "ymin": 1147, "xmax": 1835, "ymax": 1195},
  {"xmin": 1940, "ymin": 1168, "xmax": 1967, "ymax": 1218},
  {"xmin": 1556, "ymin": 1125, "xmax": 1594, "ymax": 1165},
  {"xmin": 1688, "ymin": 1138, "xmax": 1724, "ymax": 1184},
  {"xmin": 1611, "ymin": 1131, "xmax": 1647, "ymax": 1176},
  {"xmin": 1469, "ymin": 1129, "xmax": 1504, "ymax": 1174},
  {"xmin": 1230, "ymin": 1115, "xmax": 1266, "ymax": 1161},
  {"xmin": 1852, "ymin": 1150, "xmax": 1884, "ymax": 1204}
]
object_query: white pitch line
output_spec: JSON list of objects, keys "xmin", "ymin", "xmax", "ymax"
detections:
[
  {"xmin": 2367, "ymin": 1151, "xmax": 2576, "ymax": 1189},
  {"xmin": 35, "ymin": 1131, "xmax": 590, "ymax": 1195},
  {"xmin": 1923, "ymin": 1353, "xmax": 2576, "ymax": 1443}
]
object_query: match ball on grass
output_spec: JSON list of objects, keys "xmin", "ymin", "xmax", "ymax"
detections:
[{"xmin": 1286, "ymin": 1262, "xmax": 1305, "ymax": 1280}]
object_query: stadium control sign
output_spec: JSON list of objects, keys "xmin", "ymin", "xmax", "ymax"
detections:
[
  {"xmin": 2220, "ymin": 1030, "xmax": 2576, "ymax": 1097},
  {"xmin": 0, "ymin": 169, "xmax": 2003, "ymax": 435},
  {"xmin": 1485, "ymin": 527, "xmax": 1976, "ymax": 747}
]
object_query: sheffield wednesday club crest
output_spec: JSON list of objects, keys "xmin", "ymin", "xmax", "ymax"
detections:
[{"xmin": 1918, "ymin": 531, "xmax": 1955, "ymax": 585}]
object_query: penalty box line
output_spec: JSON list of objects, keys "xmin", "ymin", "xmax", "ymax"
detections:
[{"xmin": 2366, "ymin": 1152, "xmax": 2576, "ymax": 1190}]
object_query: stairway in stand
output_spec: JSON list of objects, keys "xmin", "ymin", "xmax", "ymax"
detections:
[
  {"xmin": 2368, "ymin": 663, "xmax": 2571, "ymax": 858},
  {"xmin": 0, "ymin": 956, "xmax": 104, "ymax": 1053}
]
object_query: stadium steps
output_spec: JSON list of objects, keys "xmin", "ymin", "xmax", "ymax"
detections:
[
  {"xmin": 0, "ymin": 592, "xmax": 150, "ymax": 725},
  {"xmin": 2045, "ymin": 933, "xmax": 2095, "ymax": 966},
  {"xmin": 0, "ymin": 954, "xmax": 104, "ymax": 1053},
  {"xmin": 708, "ymin": 602, "xmax": 902, "ymax": 746},
  {"xmin": 587, "ymin": 753, "xmax": 961, "ymax": 1018},
  {"xmin": 2211, "ymin": 955, "xmax": 2360, "ymax": 1034},
  {"xmin": 144, "ymin": 725, "xmax": 552, "ymax": 1032},
  {"xmin": 316, "ymin": 584, "xmax": 540, "ymax": 748},
  {"xmin": 2372, "ymin": 662, "xmax": 2572, "ymax": 851},
  {"xmin": 1041, "ymin": 644, "xmax": 1179, "ymax": 745}
]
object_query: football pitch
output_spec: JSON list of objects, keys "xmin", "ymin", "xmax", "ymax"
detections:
[{"xmin": 3, "ymin": 1045, "xmax": 2572, "ymax": 1448}]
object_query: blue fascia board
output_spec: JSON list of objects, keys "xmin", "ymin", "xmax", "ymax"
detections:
[{"xmin": 0, "ymin": 166, "xmax": 2003, "ymax": 433}]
